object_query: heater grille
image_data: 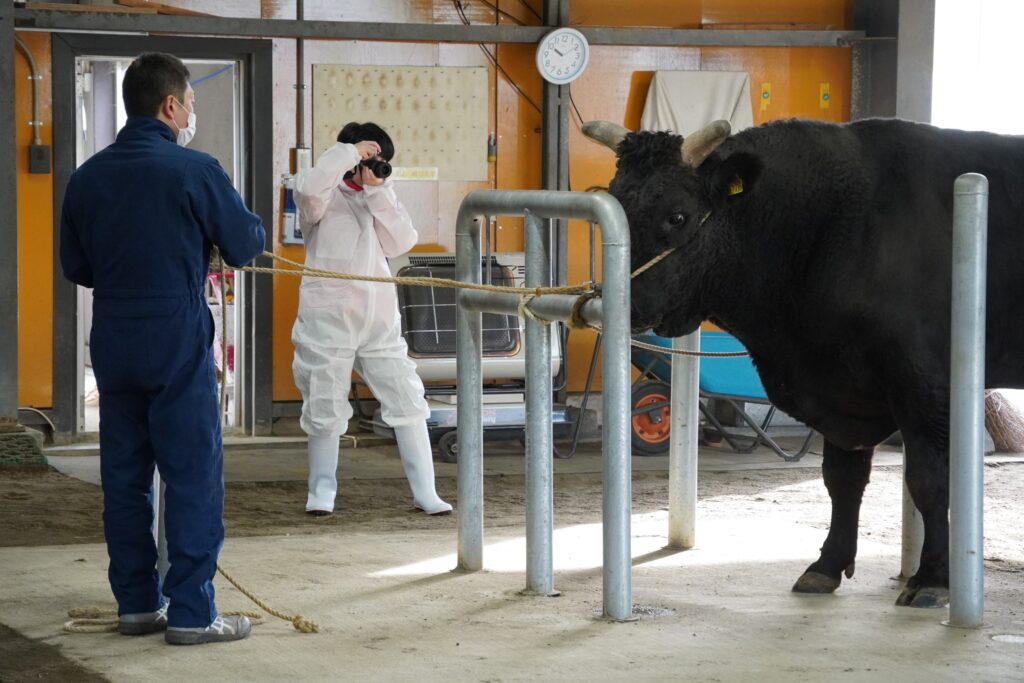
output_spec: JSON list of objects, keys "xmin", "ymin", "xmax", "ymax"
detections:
[{"xmin": 396, "ymin": 260, "xmax": 520, "ymax": 357}]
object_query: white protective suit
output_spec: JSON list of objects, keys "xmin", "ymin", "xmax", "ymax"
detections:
[{"xmin": 291, "ymin": 141, "xmax": 450, "ymax": 514}]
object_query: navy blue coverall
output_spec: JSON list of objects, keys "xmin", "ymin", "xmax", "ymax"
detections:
[{"xmin": 60, "ymin": 116, "xmax": 266, "ymax": 628}]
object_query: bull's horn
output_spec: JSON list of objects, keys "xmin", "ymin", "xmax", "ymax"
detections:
[
  {"xmin": 681, "ymin": 120, "xmax": 732, "ymax": 167},
  {"xmin": 582, "ymin": 120, "xmax": 631, "ymax": 151}
]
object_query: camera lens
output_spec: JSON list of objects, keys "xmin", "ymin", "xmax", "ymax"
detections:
[{"xmin": 363, "ymin": 158, "xmax": 392, "ymax": 179}]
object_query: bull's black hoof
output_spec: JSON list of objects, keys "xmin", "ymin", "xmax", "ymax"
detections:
[
  {"xmin": 896, "ymin": 585, "xmax": 949, "ymax": 608},
  {"xmin": 792, "ymin": 571, "xmax": 841, "ymax": 594}
]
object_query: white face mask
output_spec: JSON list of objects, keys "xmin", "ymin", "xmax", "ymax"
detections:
[
  {"xmin": 178, "ymin": 111, "xmax": 197, "ymax": 147},
  {"xmin": 172, "ymin": 97, "xmax": 197, "ymax": 147}
]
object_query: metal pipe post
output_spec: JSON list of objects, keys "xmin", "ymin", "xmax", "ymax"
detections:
[
  {"xmin": 0, "ymin": 2, "xmax": 18, "ymax": 423},
  {"xmin": 460, "ymin": 290, "xmax": 602, "ymax": 323},
  {"xmin": 947, "ymin": 172, "xmax": 988, "ymax": 628},
  {"xmin": 456, "ymin": 215, "xmax": 485, "ymax": 571},
  {"xmin": 454, "ymin": 190, "xmax": 631, "ymax": 619},
  {"xmin": 524, "ymin": 210, "xmax": 555, "ymax": 595},
  {"xmin": 668, "ymin": 332, "xmax": 700, "ymax": 548},
  {"xmin": 597, "ymin": 198, "xmax": 633, "ymax": 622}
]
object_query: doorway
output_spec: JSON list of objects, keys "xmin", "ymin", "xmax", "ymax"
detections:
[
  {"xmin": 51, "ymin": 34, "xmax": 274, "ymax": 437},
  {"xmin": 74, "ymin": 57, "xmax": 245, "ymax": 432}
]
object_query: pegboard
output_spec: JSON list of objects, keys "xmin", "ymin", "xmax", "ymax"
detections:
[{"xmin": 312, "ymin": 65, "xmax": 489, "ymax": 182}]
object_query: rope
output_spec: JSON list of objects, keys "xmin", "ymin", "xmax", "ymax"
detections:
[
  {"xmin": 629, "ymin": 247, "xmax": 677, "ymax": 280},
  {"xmin": 568, "ymin": 290, "xmax": 601, "ymax": 330},
  {"xmin": 629, "ymin": 336, "xmax": 750, "ymax": 358},
  {"xmin": 242, "ymin": 251, "xmax": 593, "ymax": 297},
  {"xmin": 62, "ymin": 605, "xmax": 264, "ymax": 634},
  {"xmin": 250, "ymin": 245, "xmax": 745, "ymax": 355},
  {"xmin": 215, "ymin": 564, "xmax": 320, "ymax": 633},
  {"xmin": 517, "ymin": 293, "xmax": 550, "ymax": 324},
  {"xmin": 627, "ymin": 209, "xmax": 710, "ymax": 280},
  {"xmin": 62, "ymin": 565, "xmax": 318, "ymax": 634},
  {"xmin": 63, "ymin": 606, "xmax": 119, "ymax": 633}
]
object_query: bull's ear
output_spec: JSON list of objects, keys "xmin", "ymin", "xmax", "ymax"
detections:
[{"xmin": 706, "ymin": 151, "xmax": 761, "ymax": 205}]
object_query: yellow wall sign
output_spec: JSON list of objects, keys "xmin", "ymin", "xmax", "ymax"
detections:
[{"xmin": 391, "ymin": 167, "xmax": 440, "ymax": 181}]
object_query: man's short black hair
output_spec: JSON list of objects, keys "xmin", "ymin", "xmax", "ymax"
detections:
[
  {"xmin": 122, "ymin": 53, "xmax": 191, "ymax": 118},
  {"xmin": 337, "ymin": 122, "xmax": 395, "ymax": 161}
]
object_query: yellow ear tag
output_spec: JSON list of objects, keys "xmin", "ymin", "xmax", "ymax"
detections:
[{"xmin": 728, "ymin": 176, "xmax": 744, "ymax": 196}]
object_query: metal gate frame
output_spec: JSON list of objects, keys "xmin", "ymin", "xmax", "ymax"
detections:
[{"xmin": 453, "ymin": 190, "xmax": 633, "ymax": 621}]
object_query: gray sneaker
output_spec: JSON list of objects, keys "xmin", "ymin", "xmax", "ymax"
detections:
[
  {"xmin": 165, "ymin": 615, "xmax": 252, "ymax": 646},
  {"xmin": 118, "ymin": 602, "xmax": 168, "ymax": 635}
]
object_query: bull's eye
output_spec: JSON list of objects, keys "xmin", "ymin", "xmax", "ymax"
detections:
[{"xmin": 667, "ymin": 212, "xmax": 687, "ymax": 227}]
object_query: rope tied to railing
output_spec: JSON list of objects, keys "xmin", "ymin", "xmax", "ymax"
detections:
[
  {"xmin": 242, "ymin": 251, "xmax": 594, "ymax": 297},
  {"xmin": 241, "ymin": 248, "xmax": 748, "ymax": 356}
]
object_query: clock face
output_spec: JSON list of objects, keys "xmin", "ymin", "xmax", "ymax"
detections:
[{"xmin": 536, "ymin": 28, "xmax": 589, "ymax": 85}]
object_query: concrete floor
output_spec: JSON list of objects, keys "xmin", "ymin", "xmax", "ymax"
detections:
[{"xmin": 5, "ymin": 438, "xmax": 1024, "ymax": 682}]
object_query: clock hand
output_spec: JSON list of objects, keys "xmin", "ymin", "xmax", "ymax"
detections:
[{"xmin": 553, "ymin": 47, "xmax": 565, "ymax": 57}]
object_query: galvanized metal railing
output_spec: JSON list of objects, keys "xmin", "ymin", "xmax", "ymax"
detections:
[
  {"xmin": 947, "ymin": 172, "xmax": 989, "ymax": 628},
  {"xmin": 454, "ymin": 189, "xmax": 633, "ymax": 621}
]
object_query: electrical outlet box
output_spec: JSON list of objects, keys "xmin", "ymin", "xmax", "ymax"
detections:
[{"xmin": 28, "ymin": 145, "xmax": 51, "ymax": 174}]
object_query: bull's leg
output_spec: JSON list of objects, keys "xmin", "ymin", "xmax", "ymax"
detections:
[
  {"xmin": 792, "ymin": 440, "xmax": 873, "ymax": 594},
  {"xmin": 894, "ymin": 437, "xmax": 950, "ymax": 608}
]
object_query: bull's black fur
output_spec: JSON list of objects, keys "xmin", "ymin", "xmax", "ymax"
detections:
[{"xmin": 608, "ymin": 117, "xmax": 1024, "ymax": 606}]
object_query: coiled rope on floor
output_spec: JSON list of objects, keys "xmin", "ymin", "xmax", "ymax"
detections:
[{"xmin": 62, "ymin": 565, "xmax": 317, "ymax": 634}]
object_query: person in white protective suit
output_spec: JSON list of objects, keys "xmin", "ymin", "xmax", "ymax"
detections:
[{"xmin": 291, "ymin": 121, "xmax": 452, "ymax": 516}]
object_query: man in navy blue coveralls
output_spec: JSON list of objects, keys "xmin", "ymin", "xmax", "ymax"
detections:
[{"xmin": 60, "ymin": 53, "xmax": 265, "ymax": 645}]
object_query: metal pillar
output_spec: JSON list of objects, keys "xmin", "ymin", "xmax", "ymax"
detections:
[
  {"xmin": 894, "ymin": 1, "xmax": 936, "ymax": 572},
  {"xmin": 668, "ymin": 332, "xmax": 700, "ymax": 548},
  {"xmin": 946, "ymin": 173, "xmax": 988, "ymax": 629},
  {"xmin": 523, "ymin": 210, "xmax": 556, "ymax": 596},
  {"xmin": 542, "ymin": 0, "xmax": 570, "ymax": 290},
  {"xmin": 456, "ymin": 190, "xmax": 632, "ymax": 621},
  {"xmin": 0, "ymin": 2, "xmax": 18, "ymax": 424},
  {"xmin": 456, "ymin": 216, "xmax": 485, "ymax": 572}
]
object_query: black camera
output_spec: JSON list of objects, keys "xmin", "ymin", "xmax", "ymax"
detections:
[{"xmin": 361, "ymin": 158, "xmax": 392, "ymax": 179}]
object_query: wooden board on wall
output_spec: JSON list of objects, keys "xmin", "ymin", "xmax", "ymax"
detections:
[{"xmin": 312, "ymin": 65, "xmax": 490, "ymax": 181}]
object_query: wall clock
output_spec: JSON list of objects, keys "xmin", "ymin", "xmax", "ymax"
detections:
[{"xmin": 536, "ymin": 27, "xmax": 589, "ymax": 85}]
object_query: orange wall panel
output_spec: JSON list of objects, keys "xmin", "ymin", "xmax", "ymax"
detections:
[
  {"xmin": 699, "ymin": 0, "xmax": 854, "ymax": 28},
  {"xmin": 15, "ymin": 32, "xmax": 54, "ymax": 408},
  {"xmin": 494, "ymin": 42, "xmax": 543, "ymax": 253},
  {"xmin": 569, "ymin": 0, "xmax": 852, "ymax": 28},
  {"xmin": 571, "ymin": 1, "xmax": 703, "ymax": 28}
]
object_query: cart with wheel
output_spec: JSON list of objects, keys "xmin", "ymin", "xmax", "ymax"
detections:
[{"xmin": 629, "ymin": 331, "xmax": 815, "ymax": 461}]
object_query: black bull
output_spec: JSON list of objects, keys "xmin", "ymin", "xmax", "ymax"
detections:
[{"xmin": 583, "ymin": 117, "xmax": 1024, "ymax": 607}]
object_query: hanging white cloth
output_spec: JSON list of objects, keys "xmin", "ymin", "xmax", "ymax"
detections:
[{"xmin": 640, "ymin": 70, "xmax": 754, "ymax": 135}]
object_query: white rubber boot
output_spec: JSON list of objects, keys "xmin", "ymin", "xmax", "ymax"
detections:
[
  {"xmin": 306, "ymin": 434, "xmax": 341, "ymax": 514},
  {"xmin": 394, "ymin": 423, "xmax": 452, "ymax": 515}
]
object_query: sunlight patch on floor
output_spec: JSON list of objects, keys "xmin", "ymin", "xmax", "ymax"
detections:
[{"xmin": 372, "ymin": 510, "xmax": 893, "ymax": 577}]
